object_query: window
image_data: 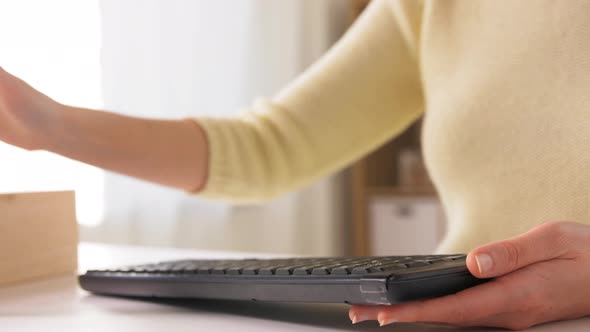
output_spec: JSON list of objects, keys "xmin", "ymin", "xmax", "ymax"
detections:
[{"xmin": 0, "ymin": 0, "xmax": 104, "ymax": 226}]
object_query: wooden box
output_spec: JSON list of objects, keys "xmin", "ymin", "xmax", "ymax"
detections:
[{"xmin": 0, "ymin": 191, "xmax": 78, "ymax": 286}]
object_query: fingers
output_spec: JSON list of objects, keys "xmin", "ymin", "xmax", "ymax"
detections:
[
  {"xmin": 350, "ymin": 304, "xmax": 541, "ymax": 330},
  {"xmin": 0, "ymin": 65, "xmax": 11, "ymax": 77},
  {"xmin": 350, "ymin": 278, "xmax": 513, "ymax": 326},
  {"xmin": 349, "ymin": 222, "xmax": 590, "ymax": 328},
  {"xmin": 467, "ymin": 221, "xmax": 576, "ymax": 278}
]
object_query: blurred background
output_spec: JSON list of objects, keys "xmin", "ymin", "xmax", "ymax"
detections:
[{"xmin": 0, "ymin": 0, "xmax": 445, "ymax": 257}]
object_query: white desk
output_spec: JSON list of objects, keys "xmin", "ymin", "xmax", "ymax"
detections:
[{"xmin": 0, "ymin": 243, "xmax": 588, "ymax": 331}]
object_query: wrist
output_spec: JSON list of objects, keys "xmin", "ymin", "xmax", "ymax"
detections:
[{"xmin": 29, "ymin": 102, "xmax": 69, "ymax": 152}]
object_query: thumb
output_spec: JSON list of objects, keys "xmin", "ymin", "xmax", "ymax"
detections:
[
  {"xmin": 466, "ymin": 222, "xmax": 572, "ymax": 278},
  {"xmin": 0, "ymin": 66, "xmax": 9, "ymax": 82}
]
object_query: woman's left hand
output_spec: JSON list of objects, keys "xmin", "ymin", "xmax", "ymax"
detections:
[{"xmin": 349, "ymin": 221, "xmax": 590, "ymax": 330}]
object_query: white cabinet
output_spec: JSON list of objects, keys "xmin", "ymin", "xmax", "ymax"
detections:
[{"xmin": 368, "ymin": 196, "xmax": 446, "ymax": 255}]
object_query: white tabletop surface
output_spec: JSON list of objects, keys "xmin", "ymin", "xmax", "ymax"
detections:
[{"xmin": 0, "ymin": 242, "xmax": 588, "ymax": 331}]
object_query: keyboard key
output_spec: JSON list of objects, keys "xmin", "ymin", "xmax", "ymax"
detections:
[
  {"xmin": 368, "ymin": 263, "xmax": 407, "ymax": 273},
  {"xmin": 351, "ymin": 266, "xmax": 375, "ymax": 275},
  {"xmin": 405, "ymin": 261, "xmax": 431, "ymax": 268},
  {"xmin": 442, "ymin": 255, "xmax": 466, "ymax": 261},
  {"xmin": 258, "ymin": 267, "xmax": 277, "ymax": 275},
  {"xmin": 197, "ymin": 267, "xmax": 212, "ymax": 274},
  {"xmin": 308, "ymin": 260, "xmax": 355, "ymax": 275},
  {"xmin": 275, "ymin": 268, "xmax": 294, "ymax": 275}
]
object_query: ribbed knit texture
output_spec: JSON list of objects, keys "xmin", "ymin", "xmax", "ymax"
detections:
[{"xmin": 195, "ymin": 0, "xmax": 590, "ymax": 253}]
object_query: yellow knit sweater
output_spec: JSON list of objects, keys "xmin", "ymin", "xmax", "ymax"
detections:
[{"xmin": 195, "ymin": 0, "xmax": 590, "ymax": 254}]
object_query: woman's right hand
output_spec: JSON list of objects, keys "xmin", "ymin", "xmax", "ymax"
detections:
[
  {"xmin": 0, "ymin": 66, "xmax": 208, "ymax": 191},
  {"xmin": 0, "ymin": 66, "xmax": 62, "ymax": 150}
]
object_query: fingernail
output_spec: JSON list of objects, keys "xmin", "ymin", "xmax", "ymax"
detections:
[
  {"xmin": 475, "ymin": 253, "xmax": 494, "ymax": 274},
  {"xmin": 351, "ymin": 314, "xmax": 369, "ymax": 324},
  {"xmin": 378, "ymin": 317, "xmax": 397, "ymax": 326}
]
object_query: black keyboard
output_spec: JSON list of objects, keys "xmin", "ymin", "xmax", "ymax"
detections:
[{"xmin": 79, "ymin": 254, "xmax": 489, "ymax": 305}]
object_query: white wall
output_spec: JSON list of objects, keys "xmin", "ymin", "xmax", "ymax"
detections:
[{"xmin": 81, "ymin": 0, "xmax": 350, "ymax": 255}]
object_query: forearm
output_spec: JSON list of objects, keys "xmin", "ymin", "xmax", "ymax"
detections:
[{"xmin": 42, "ymin": 104, "xmax": 209, "ymax": 191}]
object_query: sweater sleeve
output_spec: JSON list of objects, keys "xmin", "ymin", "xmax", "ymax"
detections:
[{"xmin": 193, "ymin": 0, "xmax": 424, "ymax": 202}]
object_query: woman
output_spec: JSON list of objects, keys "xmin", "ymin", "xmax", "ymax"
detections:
[{"xmin": 1, "ymin": 0, "xmax": 589, "ymax": 329}]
